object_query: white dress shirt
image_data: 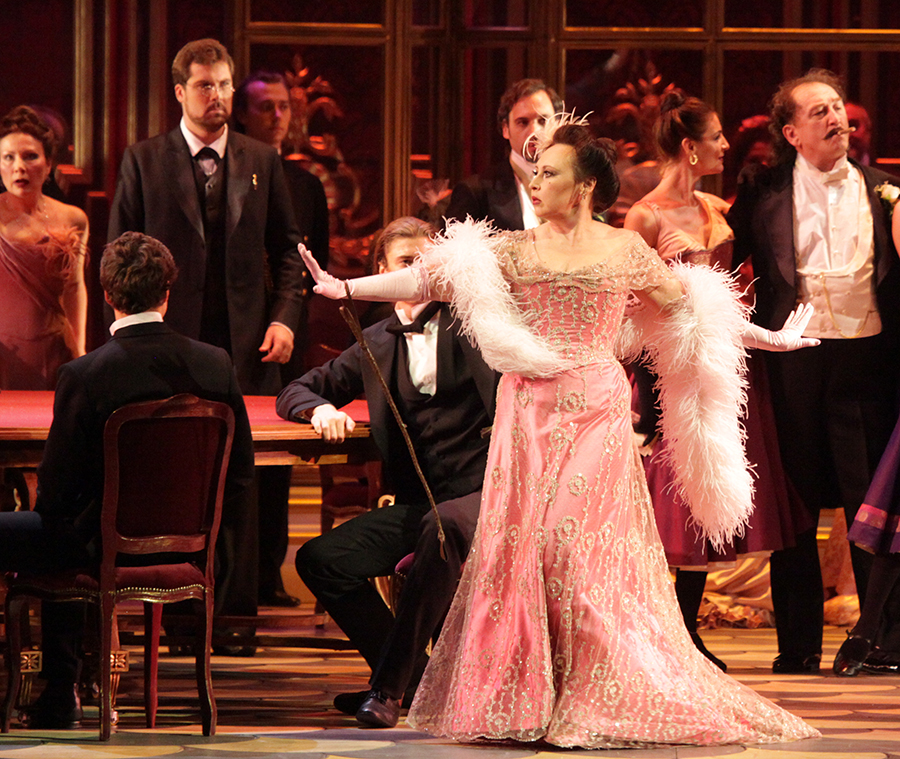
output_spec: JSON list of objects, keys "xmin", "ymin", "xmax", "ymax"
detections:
[
  {"xmin": 110, "ymin": 310, "xmax": 164, "ymax": 335},
  {"xmin": 180, "ymin": 118, "xmax": 228, "ymax": 162},
  {"xmin": 395, "ymin": 303, "xmax": 440, "ymax": 396},
  {"xmin": 792, "ymin": 153, "xmax": 880, "ymax": 339}
]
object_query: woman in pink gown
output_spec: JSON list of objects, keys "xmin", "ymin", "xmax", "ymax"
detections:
[
  {"xmin": 299, "ymin": 120, "xmax": 818, "ymax": 748},
  {"xmin": 0, "ymin": 106, "xmax": 87, "ymax": 510},
  {"xmin": 0, "ymin": 105, "xmax": 88, "ymax": 391},
  {"xmin": 624, "ymin": 92, "xmax": 816, "ymax": 672}
]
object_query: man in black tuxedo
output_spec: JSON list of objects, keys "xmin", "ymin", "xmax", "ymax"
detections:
[
  {"xmin": 108, "ymin": 39, "xmax": 306, "ymax": 396},
  {"xmin": 233, "ymin": 70, "xmax": 331, "ymax": 607},
  {"xmin": 109, "ymin": 39, "xmax": 306, "ymax": 620},
  {"xmin": 443, "ymin": 78, "xmax": 562, "ymax": 231},
  {"xmin": 277, "ymin": 218, "xmax": 498, "ymax": 728},
  {"xmin": 729, "ymin": 68, "xmax": 900, "ymax": 674},
  {"xmin": 0, "ymin": 232, "xmax": 255, "ymax": 728}
]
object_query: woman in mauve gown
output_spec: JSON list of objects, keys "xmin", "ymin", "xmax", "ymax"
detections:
[
  {"xmin": 0, "ymin": 105, "xmax": 88, "ymax": 391},
  {"xmin": 624, "ymin": 91, "xmax": 817, "ymax": 672},
  {"xmin": 299, "ymin": 118, "xmax": 818, "ymax": 748}
]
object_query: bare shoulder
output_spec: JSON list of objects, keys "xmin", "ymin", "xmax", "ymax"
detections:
[
  {"xmin": 46, "ymin": 197, "xmax": 88, "ymax": 232},
  {"xmin": 622, "ymin": 202, "xmax": 659, "ymax": 245},
  {"xmin": 696, "ymin": 190, "xmax": 731, "ymax": 214},
  {"xmin": 595, "ymin": 223, "xmax": 642, "ymax": 247}
]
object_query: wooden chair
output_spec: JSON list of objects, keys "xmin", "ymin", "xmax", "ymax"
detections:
[{"xmin": 2, "ymin": 394, "xmax": 234, "ymax": 740}]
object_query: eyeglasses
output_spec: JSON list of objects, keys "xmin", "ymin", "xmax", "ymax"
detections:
[{"xmin": 190, "ymin": 81, "xmax": 234, "ymax": 99}]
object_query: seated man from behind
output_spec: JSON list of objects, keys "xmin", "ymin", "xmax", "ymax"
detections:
[
  {"xmin": 0, "ymin": 231, "xmax": 255, "ymax": 729},
  {"xmin": 277, "ymin": 217, "xmax": 499, "ymax": 728}
]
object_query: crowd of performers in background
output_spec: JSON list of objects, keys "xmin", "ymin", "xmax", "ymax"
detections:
[{"xmin": 1, "ymin": 35, "xmax": 900, "ymax": 747}]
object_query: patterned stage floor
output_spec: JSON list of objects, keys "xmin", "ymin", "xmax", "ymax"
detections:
[{"xmin": 0, "ymin": 623, "xmax": 898, "ymax": 758}]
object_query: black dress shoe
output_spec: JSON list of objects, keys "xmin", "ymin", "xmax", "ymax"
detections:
[
  {"xmin": 212, "ymin": 630, "xmax": 256, "ymax": 657},
  {"xmin": 259, "ymin": 589, "xmax": 302, "ymax": 607},
  {"xmin": 334, "ymin": 687, "xmax": 414, "ymax": 715},
  {"xmin": 334, "ymin": 689, "xmax": 369, "ymax": 715},
  {"xmin": 20, "ymin": 684, "xmax": 83, "ymax": 730},
  {"xmin": 861, "ymin": 647, "xmax": 900, "ymax": 674},
  {"xmin": 833, "ymin": 633, "xmax": 872, "ymax": 677},
  {"xmin": 356, "ymin": 689, "xmax": 401, "ymax": 728},
  {"xmin": 772, "ymin": 653, "xmax": 821, "ymax": 674},
  {"xmin": 690, "ymin": 632, "xmax": 727, "ymax": 672}
]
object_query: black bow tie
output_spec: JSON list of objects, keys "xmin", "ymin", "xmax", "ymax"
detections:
[
  {"xmin": 195, "ymin": 146, "xmax": 220, "ymax": 176},
  {"xmin": 386, "ymin": 302, "xmax": 442, "ymax": 334}
]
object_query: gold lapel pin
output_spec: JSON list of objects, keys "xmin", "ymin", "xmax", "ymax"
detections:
[{"xmin": 252, "ymin": 173, "xmax": 258, "ymax": 189}]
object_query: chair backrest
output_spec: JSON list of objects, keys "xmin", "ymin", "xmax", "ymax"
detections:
[{"xmin": 99, "ymin": 394, "xmax": 235, "ymax": 583}]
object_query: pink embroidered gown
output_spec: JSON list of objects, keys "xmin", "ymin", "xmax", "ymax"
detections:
[
  {"xmin": 635, "ymin": 193, "xmax": 812, "ymax": 565},
  {"xmin": 0, "ymin": 230, "xmax": 82, "ymax": 390},
  {"xmin": 407, "ymin": 229, "xmax": 817, "ymax": 748}
]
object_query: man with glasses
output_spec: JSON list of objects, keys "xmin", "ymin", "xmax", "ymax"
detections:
[{"xmin": 109, "ymin": 39, "xmax": 306, "ymax": 638}]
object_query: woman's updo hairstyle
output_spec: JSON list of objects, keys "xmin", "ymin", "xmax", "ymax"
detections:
[
  {"xmin": 0, "ymin": 105, "xmax": 58, "ymax": 162},
  {"xmin": 655, "ymin": 89, "xmax": 715, "ymax": 162},
  {"xmin": 548, "ymin": 123, "xmax": 620, "ymax": 213}
]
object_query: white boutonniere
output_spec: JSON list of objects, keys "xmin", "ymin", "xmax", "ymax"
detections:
[{"xmin": 875, "ymin": 182, "xmax": 900, "ymax": 215}]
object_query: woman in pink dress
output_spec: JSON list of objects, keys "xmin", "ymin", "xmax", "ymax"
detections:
[
  {"xmin": 624, "ymin": 91, "xmax": 817, "ymax": 672},
  {"xmin": 0, "ymin": 106, "xmax": 87, "ymax": 509},
  {"xmin": 299, "ymin": 120, "xmax": 818, "ymax": 748},
  {"xmin": 0, "ymin": 105, "xmax": 88, "ymax": 390}
]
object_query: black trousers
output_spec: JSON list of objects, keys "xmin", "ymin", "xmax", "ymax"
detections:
[
  {"xmin": 0, "ymin": 495, "xmax": 257, "ymax": 684},
  {"xmin": 0, "ymin": 511, "xmax": 90, "ymax": 683},
  {"xmin": 257, "ymin": 466, "xmax": 292, "ymax": 599},
  {"xmin": 766, "ymin": 334, "xmax": 899, "ymax": 657},
  {"xmin": 296, "ymin": 490, "xmax": 480, "ymax": 699}
]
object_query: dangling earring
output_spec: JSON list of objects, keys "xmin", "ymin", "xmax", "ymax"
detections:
[{"xmin": 689, "ymin": 151, "xmax": 698, "ymax": 166}]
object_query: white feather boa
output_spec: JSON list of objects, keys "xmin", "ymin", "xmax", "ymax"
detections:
[
  {"xmin": 426, "ymin": 219, "xmax": 753, "ymax": 549},
  {"xmin": 617, "ymin": 263, "xmax": 754, "ymax": 550},
  {"xmin": 425, "ymin": 218, "xmax": 571, "ymax": 377}
]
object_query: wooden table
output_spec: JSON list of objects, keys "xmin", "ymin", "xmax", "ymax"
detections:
[
  {"xmin": 0, "ymin": 390, "xmax": 374, "ymax": 649},
  {"xmin": 0, "ymin": 391, "xmax": 373, "ymax": 468}
]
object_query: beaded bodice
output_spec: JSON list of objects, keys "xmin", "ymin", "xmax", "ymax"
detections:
[{"xmin": 496, "ymin": 230, "xmax": 671, "ymax": 367}]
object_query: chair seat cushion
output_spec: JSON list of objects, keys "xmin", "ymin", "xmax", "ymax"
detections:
[
  {"xmin": 394, "ymin": 552, "xmax": 415, "ymax": 575},
  {"xmin": 8, "ymin": 563, "xmax": 207, "ymax": 597}
]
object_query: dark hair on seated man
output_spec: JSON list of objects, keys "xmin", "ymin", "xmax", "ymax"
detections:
[{"xmin": 100, "ymin": 231, "xmax": 179, "ymax": 314}]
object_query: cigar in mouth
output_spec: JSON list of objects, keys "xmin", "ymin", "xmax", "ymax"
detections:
[{"xmin": 829, "ymin": 126, "xmax": 856, "ymax": 137}]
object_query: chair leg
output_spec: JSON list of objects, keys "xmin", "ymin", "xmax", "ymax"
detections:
[
  {"xmin": 99, "ymin": 597, "xmax": 115, "ymax": 740},
  {"xmin": 110, "ymin": 613, "xmax": 126, "ymax": 727},
  {"xmin": 144, "ymin": 603, "xmax": 162, "ymax": 728},
  {"xmin": 2, "ymin": 596, "xmax": 25, "ymax": 732},
  {"xmin": 196, "ymin": 595, "xmax": 216, "ymax": 736}
]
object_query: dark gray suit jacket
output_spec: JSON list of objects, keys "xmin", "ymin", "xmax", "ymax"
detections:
[
  {"xmin": 108, "ymin": 128, "xmax": 305, "ymax": 394},
  {"xmin": 443, "ymin": 159, "xmax": 525, "ymax": 232}
]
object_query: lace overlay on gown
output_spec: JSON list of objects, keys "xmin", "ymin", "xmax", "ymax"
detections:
[
  {"xmin": 0, "ymin": 229, "xmax": 83, "ymax": 390},
  {"xmin": 407, "ymin": 230, "xmax": 817, "ymax": 748}
]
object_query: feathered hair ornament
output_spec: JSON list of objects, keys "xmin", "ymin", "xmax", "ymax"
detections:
[{"xmin": 524, "ymin": 109, "xmax": 593, "ymax": 161}]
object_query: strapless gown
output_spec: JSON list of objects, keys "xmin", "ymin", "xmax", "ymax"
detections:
[
  {"xmin": 634, "ymin": 193, "xmax": 812, "ymax": 565},
  {"xmin": 407, "ymin": 230, "xmax": 818, "ymax": 748},
  {"xmin": 0, "ymin": 230, "xmax": 82, "ymax": 390}
]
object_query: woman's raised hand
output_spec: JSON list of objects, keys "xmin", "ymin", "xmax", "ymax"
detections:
[
  {"xmin": 298, "ymin": 243, "xmax": 349, "ymax": 300},
  {"xmin": 742, "ymin": 302, "xmax": 820, "ymax": 352}
]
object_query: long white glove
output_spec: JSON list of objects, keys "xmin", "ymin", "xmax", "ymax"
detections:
[
  {"xmin": 298, "ymin": 244, "xmax": 430, "ymax": 302},
  {"xmin": 742, "ymin": 302, "xmax": 821, "ymax": 352}
]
